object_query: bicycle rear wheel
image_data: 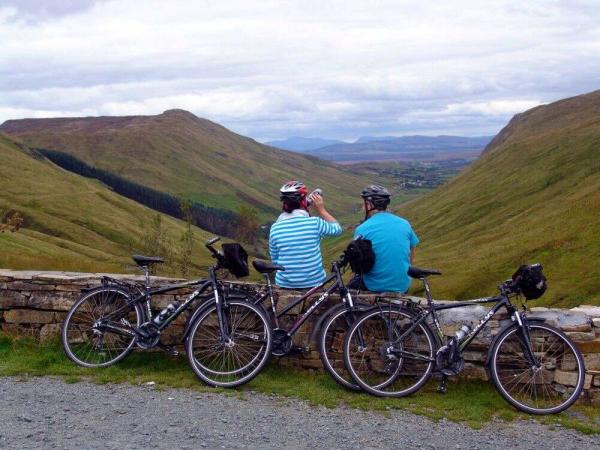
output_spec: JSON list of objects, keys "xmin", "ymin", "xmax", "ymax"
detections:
[
  {"xmin": 490, "ymin": 322, "xmax": 585, "ymax": 414},
  {"xmin": 186, "ymin": 299, "xmax": 272, "ymax": 388},
  {"xmin": 62, "ymin": 287, "xmax": 142, "ymax": 368},
  {"xmin": 344, "ymin": 306, "xmax": 435, "ymax": 397},
  {"xmin": 318, "ymin": 304, "xmax": 368, "ymax": 391}
]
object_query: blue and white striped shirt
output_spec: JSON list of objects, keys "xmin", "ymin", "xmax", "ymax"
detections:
[{"xmin": 269, "ymin": 211, "xmax": 342, "ymax": 288}]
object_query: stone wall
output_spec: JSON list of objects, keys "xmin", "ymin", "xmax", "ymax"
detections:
[{"xmin": 1, "ymin": 269, "xmax": 599, "ymax": 404}]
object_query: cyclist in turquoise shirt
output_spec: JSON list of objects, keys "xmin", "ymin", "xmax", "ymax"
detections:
[{"xmin": 353, "ymin": 185, "xmax": 419, "ymax": 293}]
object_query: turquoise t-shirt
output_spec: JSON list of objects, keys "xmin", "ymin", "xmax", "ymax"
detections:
[{"xmin": 354, "ymin": 212, "xmax": 419, "ymax": 293}]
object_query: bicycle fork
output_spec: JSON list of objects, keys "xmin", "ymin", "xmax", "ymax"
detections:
[{"xmin": 514, "ymin": 311, "xmax": 540, "ymax": 369}]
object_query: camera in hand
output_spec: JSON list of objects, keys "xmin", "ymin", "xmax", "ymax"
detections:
[{"xmin": 307, "ymin": 188, "xmax": 323, "ymax": 206}]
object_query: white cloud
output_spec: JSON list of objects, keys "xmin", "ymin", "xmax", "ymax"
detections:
[{"xmin": 0, "ymin": 0, "xmax": 599, "ymax": 140}]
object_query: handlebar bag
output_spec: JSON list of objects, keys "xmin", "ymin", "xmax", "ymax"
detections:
[
  {"xmin": 511, "ymin": 264, "xmax": 547, "ymax": 300},
  {"xmin": 222, "ymin": 243, "xmax": 250, "ymax": 278}
]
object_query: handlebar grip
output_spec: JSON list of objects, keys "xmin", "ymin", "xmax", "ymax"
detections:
[{"xmin": 206, "ymin": 236, "xmax": 220, "ymax": 247}]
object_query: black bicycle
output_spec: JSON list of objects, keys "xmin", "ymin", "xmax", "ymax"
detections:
[
  {"xmin": 343, "ymin": 264, "xmax": 585, "ymax": 414},
  {"xmin": 242, "ymin": 254, "xmax": 371, "ymax": 390},
  {"xmin": 61, "ymin": 237, "xmax": 272, "ymax": 388}
]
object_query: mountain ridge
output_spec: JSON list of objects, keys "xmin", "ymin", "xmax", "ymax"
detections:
[
  {"xmin": 395, "ymin": 90, "xmax": 600, "ymax": 306},
  {"xmin": 0, "ymin": 110, "xmax": 374, "ymax": 220}
]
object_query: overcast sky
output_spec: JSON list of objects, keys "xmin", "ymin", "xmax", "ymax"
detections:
[{"xmin": 0, "ymin": 0, "xmax": 599, "ymax": 141}]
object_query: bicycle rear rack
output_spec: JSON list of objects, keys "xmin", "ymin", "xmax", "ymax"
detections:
[{"xmin": 101, "ymin": 276, "xmax": 145, "ymax": 296}]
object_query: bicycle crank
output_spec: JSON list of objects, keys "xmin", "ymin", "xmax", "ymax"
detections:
[
  {"xmin": 271, "ymin": 328, "xmax": 293, "ymax": 356},
  {"xmin": 136, "ymin": 322, "xmax": 161, "ymax": 349}
]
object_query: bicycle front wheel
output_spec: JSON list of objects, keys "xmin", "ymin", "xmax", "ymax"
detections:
[
  {"xmin": 186, "ymin": 299, "xmax": 272, "ymax": 388},
  {"xmin": 490, "ymin": 322, "xmax": 585, "ymax": 414},
  {"xmin": 62, "ymin": 287, "xmax": 142, "ymax": 368},
  {"xmin": 318, "ymin": 304, "xmax": 369, "ymax": 391},
  {"xmin": 344, "ymin": 306, "xmax": 435, "ymax": 397}
]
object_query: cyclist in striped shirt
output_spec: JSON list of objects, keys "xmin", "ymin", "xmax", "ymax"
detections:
[{"xmin": 269, "ymin": 181, "xmax": 342, "ymax": 288}]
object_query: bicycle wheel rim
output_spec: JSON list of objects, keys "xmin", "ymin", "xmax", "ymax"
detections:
[
  {"xmin": 491, "ymin": 323, "xmax": 585, "ymax": 414},
  {"xmin": 187, "ymin": 300, "xmax": 271, "ymax": 387},
  {"xmin": 319, "ymin": 307, "xmax": 362, "ymax": 390},
  {"xmin": 62, "ymin": 288, "xmax": 140, "ymax": 368},
  {"xmin": 344, "ymin": 307, "xmax": 434, "ymax": 397}
]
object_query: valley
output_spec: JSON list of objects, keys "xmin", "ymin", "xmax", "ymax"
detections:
[{"xmin": 1, "ymin": 90, "xmax": 599, "ymax": 307}]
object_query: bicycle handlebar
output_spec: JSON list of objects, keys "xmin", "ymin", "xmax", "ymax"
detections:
[
  {"xmin": 205, "ymin": 236, "xmax": 222, "ymax": 260},
  {"xmin": 206, "ymin": 236, "xmax": 220, "ymax": 247}
]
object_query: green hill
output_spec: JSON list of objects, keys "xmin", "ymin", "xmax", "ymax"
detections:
[
  {"xmin": 0, "ymin": 133, "xmax": 214, "ymax": 274},
  {"xmin": 397, "ymin": 90, "xmax": 600, "ymax": 307},
  {"xmin": 0, "ymin": 110, "xmax": 375, "ymax": 221}
]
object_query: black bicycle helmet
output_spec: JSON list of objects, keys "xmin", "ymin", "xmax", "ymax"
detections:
[{"xmin": 361, "ymin": 184, "xmax": 391, "ymax": 209}]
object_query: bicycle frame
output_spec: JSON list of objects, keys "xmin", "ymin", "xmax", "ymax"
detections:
[
  {"xmin": 97, "ymin": 267, "xmax": 225, "ymax": 340},
  {"xmin": 389, "ymin": 276, "xmax": 537, "ymax": 365},
  {"xmin": 256, "ymin": 261, "xmax": 356, "ymax": 338}
]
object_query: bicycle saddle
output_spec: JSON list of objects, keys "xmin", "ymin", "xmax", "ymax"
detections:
[
  {"xmin": 407, "ymin": 266, "xmax": 442, "ymax": 278},
  {"xmin": 132, "ymin": 255, "xmax": 165, "ymax": 267},
  {"xmin": 252, "ymin": 259, "xmax": 285, "ymax": 274}
]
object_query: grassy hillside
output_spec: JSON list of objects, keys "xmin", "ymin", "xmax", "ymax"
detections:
[
  {"xmin": 0, "ymin": 110, "xmax": 376, "ymax": 221},
  {"xmin": 397, "ymin": 90, "xmax": 600, "ymax": 307},
  {"xmin": 0, "ymin": 133, "xmax": 214, "ymax": 275}
]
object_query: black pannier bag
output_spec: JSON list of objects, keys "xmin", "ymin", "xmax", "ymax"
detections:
[
  {"xmin": 221, "ymin": 243, "xmax": 250, "ymax": 278},
  {"xmin": 511, "ymin": 263, "xmax": 547, "ymax": 300},
  {"xmin": 344, "ymin": 237, "xmax": 376, "ymax": 274}
]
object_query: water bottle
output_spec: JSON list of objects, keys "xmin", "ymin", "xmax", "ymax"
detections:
[
  {"xmin": 307, "ymin": 188, "xmax": 323, "ymax": 206},
  {"xmin": 454, "ymin": 324, "xmax": 472, "ymax": 342},
  {"xmin": 153, "ymin": 303, "xmax": 177, "ymax": 325}
]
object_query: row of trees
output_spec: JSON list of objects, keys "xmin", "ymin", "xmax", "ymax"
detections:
[{"xmin": 38, "ymin": 149, "xmax": 240, "ymax": 238}]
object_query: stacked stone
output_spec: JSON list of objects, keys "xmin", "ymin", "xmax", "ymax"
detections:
[
  {"xmin": 0, "ymin": 269, "xmax": 599, "ymax": 403},
  {"xmin": 0, "ymin": 269, "xmax": 192, "ymax": 345}
]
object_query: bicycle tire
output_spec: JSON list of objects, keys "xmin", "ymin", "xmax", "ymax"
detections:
[
  {"xmin": 489, "ymin": 322, "xmax": 585, "ymax": 414},
  {"xmin": 186, "ymin": 299, "xmax": 272, "ymax": 388},
  {"xmin": 344, "ymin": 305, "xmax": 435, "ymax": 397},
  {"xmin": 62, "ymin": 287, "xmax": 142, "ymax": 368},
  {"xmin": 318, "ymin": 304, "xmax": 369, "ymax": 391}
]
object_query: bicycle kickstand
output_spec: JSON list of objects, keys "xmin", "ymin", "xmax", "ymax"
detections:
[{"xmin": 437, "ymin": 374, "xmax": 448, "ymax": 394}]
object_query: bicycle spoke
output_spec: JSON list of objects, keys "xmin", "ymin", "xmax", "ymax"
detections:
[
  {"xmin": 492, "ymin": 324, "xmax": 583, "ymax": 413},
  {"xmin": 63, "ymin": 289, "xmax": 139, "ymax": 368},
  {"xmin": 188, "ymin": 301, "xmax": 271, "ymax": 387},
  {"xmin": 345, "ymin": 308, "xmax": 434, "ymax": 397}
]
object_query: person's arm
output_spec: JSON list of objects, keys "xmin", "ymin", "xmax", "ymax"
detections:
[
  {"xmin": 409, "ymin": 225, "xmax": 419, "ymax": 264},
  {"xmin": 310, "ymin": 193, "xmax": 336, "ymax": 222},
  {"xmin": 311, "ymin": 193, "xmax": 342, "ymax": 236},
  {"xmin": 268, "ymin": 229, "xmax": 278, "ymax": 262}
]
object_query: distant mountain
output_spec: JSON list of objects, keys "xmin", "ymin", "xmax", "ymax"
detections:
[
  {"xmin": 305, "ymin": 135, "xmax": 493, "ymax": 162},
  {"xmin": 0, "ymin": 110, "xmax": 372, "ymax": 220},
  {"xmin": 354, "ymin": 136, "xmax": 398, "ymax": 144},
  {"xmin": 265, "ymin": 136, "xmax": 346, "ymax": 151}
]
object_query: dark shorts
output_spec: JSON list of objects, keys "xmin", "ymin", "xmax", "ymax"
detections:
[{"xmin": 348, "ymin": 274, "xmax": 408, "ymax": 295}]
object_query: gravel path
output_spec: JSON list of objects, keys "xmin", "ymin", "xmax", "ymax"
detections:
[{"xmin": 0, "ymin": 377, "xmax": 598, "ymax": 450}]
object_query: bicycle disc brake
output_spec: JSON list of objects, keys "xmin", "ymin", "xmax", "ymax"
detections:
[
  {"xmin": 271, "ymin": 328, "xmax": 293, "ymax": 356},
  {"xmin": 136, "ymin": 322, "xmax": 161, "ymax": 349}
]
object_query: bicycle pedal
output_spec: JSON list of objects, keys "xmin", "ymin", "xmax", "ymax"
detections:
[
  {"xmin": 289, "ymin": 345, "xmax": 306, "ymax": 355},
  {"xmin": 160, "ymin": 345, "xmax": 179, "ymax": 357}
]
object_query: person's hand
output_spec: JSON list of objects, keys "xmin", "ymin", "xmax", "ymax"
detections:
[{"xmin": 310, "ymin": 193, "xmax": 325, "ymax": 212}]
